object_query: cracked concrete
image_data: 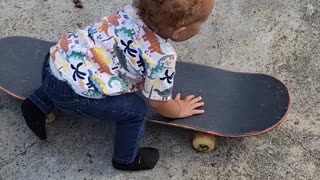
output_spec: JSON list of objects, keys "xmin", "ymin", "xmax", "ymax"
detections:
[{"xmin": 0, "ymin": 0, "xmax": 319, "ymax": 179}]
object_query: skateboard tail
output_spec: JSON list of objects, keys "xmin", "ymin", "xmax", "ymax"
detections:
[{"xmin": 207, "ymin": 81, "xmax": 292, "ymax": 138}]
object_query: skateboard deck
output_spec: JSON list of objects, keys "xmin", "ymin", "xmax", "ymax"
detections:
[{"xmin": 0, "ymin": 36, "xmax": 291, "ymax": 138}]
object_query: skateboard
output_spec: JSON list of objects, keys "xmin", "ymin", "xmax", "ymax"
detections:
[{"xmin": 0, "ymin": 36, "xmax": 291, "ymax": 152}]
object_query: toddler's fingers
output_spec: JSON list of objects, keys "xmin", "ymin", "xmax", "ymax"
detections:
[
  {"xmin": 192, "ymin": 102, "xmax": 205, "ymax": 109},
  {"xmin": 174, "ymin": 93, "xmax": 181, "ymax": 100},
  {"xmin": 192, "ymin": 109, "xmax": 205, "ymax": 115},
  {"xmin": 184, "ymin": 95, "xmax": 195, "ymax": 101},
  {"xmin": 190, "ymin": 96, "xmax": 202, "ymax": 104}
]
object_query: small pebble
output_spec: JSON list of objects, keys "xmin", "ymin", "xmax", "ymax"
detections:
[
  {"xmin": 172, "ymin": 144, "xmax": 182, "ymax": 153},
  {"xmin": 73, "ymin": 0, "xmax": 83, "ymax": 8}
]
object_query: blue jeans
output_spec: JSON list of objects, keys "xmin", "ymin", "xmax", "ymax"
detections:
[{"xmin": 28, "ymin": 54, "xmax": 147, "ymax": 164}]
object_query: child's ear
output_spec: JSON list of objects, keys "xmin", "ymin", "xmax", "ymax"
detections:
[{"xmin": 172, "ymin": 26, "xmax": 187, "ymax": 40}]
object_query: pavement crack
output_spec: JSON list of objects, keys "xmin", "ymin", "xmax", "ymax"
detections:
[
  {"xmin": 297, "ymin": 141, "xmax": 320, "ymax": 161},
  {"xmin": 282, "ymin": 132, "xmax": 320, "ymax": 161},
  {"xmin": 0, "ymin": 141, "xmax": 38, "ymax": 170}
]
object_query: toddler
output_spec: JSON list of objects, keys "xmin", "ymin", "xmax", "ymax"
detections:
[{"xmin": 21, "ymin": 0, "xmax": 215, "ymax": 171}]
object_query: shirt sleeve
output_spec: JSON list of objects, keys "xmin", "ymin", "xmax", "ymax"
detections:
[{"xmin": 142, "ymin": 54, "xmax": 177, "ymax": 101}]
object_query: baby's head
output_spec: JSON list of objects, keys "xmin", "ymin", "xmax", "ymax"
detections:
[{"xmin": 134, "ymin": 0, "xmax": 215, "ymax": 42}]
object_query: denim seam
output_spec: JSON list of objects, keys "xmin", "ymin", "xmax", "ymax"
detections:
[
  {"xmin": 114, "ymin": 117, "xmax": 145, "ymax": 164},
  {"xmin": 51, "ymin": 98, "xmax": 89, "ymax": 105},
  {"xmin": 113, "ymin": 123, "xmax": 144, "ymax": 164},
  {"xmin": 93, "ymin": 104, "xmax": 146, "ymax": 119},
  {"xmin": 28, "ymin": 95, "xmax": 50, "ymax": 114}
]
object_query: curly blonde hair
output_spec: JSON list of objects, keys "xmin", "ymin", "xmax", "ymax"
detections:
[{"xmin": 134, "ymin": 0, "xmax": 204, "ymax": 30}]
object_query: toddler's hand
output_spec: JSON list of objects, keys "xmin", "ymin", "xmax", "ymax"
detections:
[{"xmin": 174, "ymin": 93, "xmax": 205, "ymax": 118}]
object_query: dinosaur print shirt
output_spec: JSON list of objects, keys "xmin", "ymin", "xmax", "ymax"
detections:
[{"xmin": 49, "ymin": 5, "xmax": 177, "ymax": 101}]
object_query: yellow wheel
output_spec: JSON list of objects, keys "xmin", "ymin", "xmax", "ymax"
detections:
[
  {"xmin": 46, "ymin": 112, "xmax": 56, "ymax": 123},
  {"xmin": 192, "ymin": 132, "xmax": 216, "ymax": 152}
]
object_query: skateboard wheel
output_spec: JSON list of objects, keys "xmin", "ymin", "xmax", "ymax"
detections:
[
  {"xmin": 192, "ymin": 132, "xmax": 216, "ymax": 152},
  {"xmin": 46, "ymin": 112, "xmax": 56, "ymax": 123}
]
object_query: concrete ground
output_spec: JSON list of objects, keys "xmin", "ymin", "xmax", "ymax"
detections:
[{"xmin": 0, "ymin": 0, "xmax": 319, "ymax": 179}]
